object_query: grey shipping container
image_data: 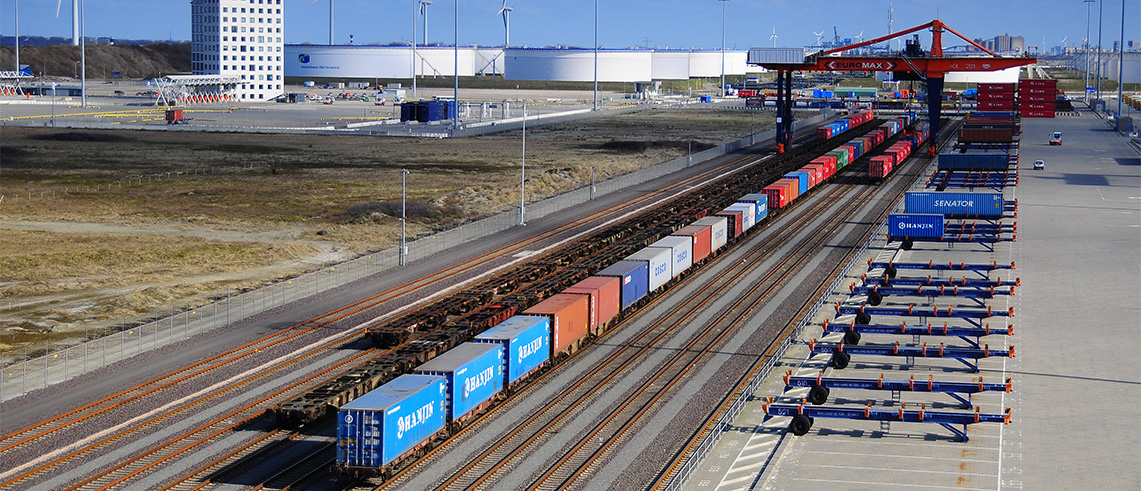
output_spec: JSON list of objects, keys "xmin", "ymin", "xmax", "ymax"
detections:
[
  {"xmin": 649, "ymin": 236, "xmax": 693, "ymax": 278},
  {"xmin": 747, "ymin": 47, "xmax": 806, "ymax": 65},
  {"xmin": 888, "ymin": 213, "xmax": 945, "ymax": 240},
  {"xmin": 905, "ymin": 192, "xmax": 1005, "ymax": 218},
  {"xmin": 693, "ymin": 216, "xmax": 728, "ymax": 252},
  {"xmin": 626, "ymin": 247, "xmax": 672, "ymax": 291}
]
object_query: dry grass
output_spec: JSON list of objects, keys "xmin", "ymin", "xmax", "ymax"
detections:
[{"xmin": 0, "ymin": 106, "xmax": 772, "ymax": 351}]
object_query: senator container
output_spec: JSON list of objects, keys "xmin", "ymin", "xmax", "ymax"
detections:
[
  {"xmin": 523, "ymin": 293, "xmax": 590, "ymax": 357},
  {"xmin": 338, "ymin": 374, "xmax": 447, "ymax": 468},
  {"xmin": 414, "ymin": 342, "xmax": 503, "ymax": 423},
  {"xmin": 474, "ymin": 316, "xmax": 550, "ymax": 385},
  {"xmin": 888, "ymin": 213, "xmax": 945, "ymax": 241},
  {"xmin": 904, "ymin": 192, "xmax": 1005, "ymax": 218},
  {"xmin": 737, "ymin": 193, "xmax": 769, "ymax": 223},
  {"xmin": 672, "ymin": 225, "xmax": 712, "ymax": 263},
  {"xmin": 625, "ymin": 247, "xmax": 673, "ymax": 291},
  {"xmin": 784, "ymin": 171, "xmax": 809, "ymax": 195},
  {"xmin": 714, "ymin": 209, "xmax": 744, "ymax": 239},
  {"xmin": 563, "ymin": 276, "xmax": 621, "ymax": 331},
  {"xmin": 725, "ymin": 203, "xmax": 757, "ymax": 232},
  {"xmin": 650, "ymin": 236, "xmax": 693, "ymax": 278},
  {"xmin": 596, "ymin": 260, "xmax": 649, "ymax": 310},
  {"xmin": 693, "ymin": 216, "xmax": 728, "ymax": 252}
]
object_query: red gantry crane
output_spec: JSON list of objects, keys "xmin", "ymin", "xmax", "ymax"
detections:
[{"xmin": 752, "ymin": 20, "xmax": 1037, "ymax": 154}]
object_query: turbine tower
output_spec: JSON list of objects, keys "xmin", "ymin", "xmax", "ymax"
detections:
[
  {"xmin": 55, "ymin": 0, "xmax": 79, "ymax": 46},
  {"xmin": 498, "ymin": 0, "xmax": 513, "ymax": 47},
  {"xmin": 312, "ymin": 0, "xmax": 334, "ymax": 45},
  {"xmin": 419, "ymin": 0, "xmax": 431, "ymax": 45},
  {"xmin": 769, "ymin": 27, "xmax": 778, "ymax": 48},
  {"xmin": 813, "ymin": 30, "xmax": 825, "ymax": 47}
]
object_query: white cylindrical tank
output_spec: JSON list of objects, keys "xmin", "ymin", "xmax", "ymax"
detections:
[
  {"xmin": 505, "ymin": 48, "xmax": 651, "ymax": 82},
  {"xmin": 651, "ymin": 51, "xmax": 691, "ymax": 80},
  {"xmin": 474, "ymin": 48, "xmax": 506, "ymax": 76},
  {"xmin": 285, "ymin": 45, "xmax": 413, "ymax": 78},
  {"xmin": 416, "ymin": 46, "xmax": 476, "ymax": 77}
]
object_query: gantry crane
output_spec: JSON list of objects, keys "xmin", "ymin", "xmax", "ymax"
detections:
[{"xmin": 751, "ymin": 20, "xmax": 1037, "ymax": 153}]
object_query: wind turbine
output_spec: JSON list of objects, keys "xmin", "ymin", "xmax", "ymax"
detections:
[
  {"xmin": 419, "ymin": 0, "xmax": 431, "ymax": 45},
  {"xmin": 1060, "ymin": 36, "xmax": 1068, "ymax": 51},
  {"xmin": 498, "ymin": 0, "xmax": 513, "ymax": 47},
  {"xmin": 813, "ymin": 30, "xmax": 825, "ymax": 47},
  {"xmin": 55, "ymin": 0, "xmax": 79, "ymax": 46},
  {"xmin": 769, "ymin": 27, "xmax": 778, "ymax": 48},
  {"xmin": 312, "ymin": 0, "xmax": 334, "ymax": 45}
]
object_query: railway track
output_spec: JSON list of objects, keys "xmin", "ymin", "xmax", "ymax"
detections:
[{"xmin": 0, "ymin": 128, "xmax": 822, "ymax": 489}]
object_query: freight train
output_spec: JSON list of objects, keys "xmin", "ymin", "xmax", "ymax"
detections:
[{"xmin": 331, "ymin": 111, "xmax": 927, "ymax": 477}]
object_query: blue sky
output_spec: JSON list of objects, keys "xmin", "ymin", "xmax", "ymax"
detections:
[{"xmin": 2, "ymin": 0, "xmax": 1137, "ymax": 52}]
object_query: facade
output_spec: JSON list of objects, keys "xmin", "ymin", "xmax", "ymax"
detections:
[{"xmin": 191, "ymin": 0, "xmax": 285, "ymax": 101}]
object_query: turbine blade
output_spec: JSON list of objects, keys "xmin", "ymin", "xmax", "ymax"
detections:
[{"xmin": 57, "ymin": 0, "xmax": 63, "ymax": 18}]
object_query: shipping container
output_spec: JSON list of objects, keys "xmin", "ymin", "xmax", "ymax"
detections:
[
  {"xmin": 904, "ymin": 192, "xmax": 1005, "ymax": 218},
  {"xmin": 474, "ymin": 316, "xmax": 550, "ymax": 385},
  {"xmin": 596, "ymin": 260, "xmax": 649, "ymax": 310},
  {"xmin": 839, "ymin": 145, "xmax": 857, "ymax": 164},
  {"xmin": 524, "ymin": 293, "xmax": 590, "ymax": 357},
  {"xmin": 816, "ymin": 127, "xmax": 833, "ymax": 140},
  {"xmin": 762, "ymin": 184, "xmax": 788, "ymax": 210},
  {"xmin": 1019, "ymin": 110, "xmax": 1056, "ymax": 118},
  {"xmin": 673, "ymin": 224, "xmax": 712, "ymax": 263},
  {"xmin": 784, "ymin": 171, "xmax": 810, "ymax": 195},
  {"xmin": 693, "ymin": 216, "xmax": 729, "ymax": 253},
  {"xmin": 1021, "ymin": 102, "xmax": 1055, "ymax": 111},
  {"xmin": 869, "ymin": 155, "xmax": 894, "ymax": 179},
  {"xmin": 726, "ymin": 203, "xmax": 757, "ymax": 231},
  {"xmin": 774, "ymin": 178, "xmax": 800, "ymax": 202},
  {"xmin": 338, "ymin": 374, "xmax": 447, "ymax": 468},
  {"xmin": 1020, "ymin": 79, "xmax": 1057, "ymax": 88},
  {"xmin": 799, "ymin": 165, "xmax": 823, "ymax": 187},
  {"xmin": 563, "ymin": 276, "xmax": 622, "ymax": 332},
  {"xmin": 938, "ymin": 152, "xmax": 1011, "ymax": 171},
  {"xmin": 958, "ymin": 128, "xmax": 1014, "ymax": 143},
  {"xmin": 715, "ymin": 209, "xmax": 744, "ymax": 239},
  {"xmin": 649, "ymin": 236, "xmax": 694, "ymax": 278},
  {"xmin": 977, "ymin": 100, "xmax": 1016, "ymax": 111},
  {"xmin": 1019, "ymin": 93, "xmax": 1055, "ymax": 102},
  {"xmin": 625, "ymin": 247, "xmax": 673, "ymax": 291},
  {"xmin": 978, "ymin": 83, "xmax": 1016, "ymax": 92},
  {"xmin": 977, "ymin": 91, "xmax": 1016, "ymax": 101},
  {"xmin": 736, "ymin": 193, "xmax": 769, "ymax": 222},
  {"xmin": 888, "ymin": 213, "xmax": 945, "ymax": 241},
  {"xmin": 414, "ymin": 343, "xmax": 504, "ymax": 423}
]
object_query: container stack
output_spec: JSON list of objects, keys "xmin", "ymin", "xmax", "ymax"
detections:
[
  {"xmin": 1018, "ymin": 79, "xmax": 1057, "ymax": 118},
  {"xmin": 976, "ymin": 83, "xmax": 1016, "ymax": 112}
]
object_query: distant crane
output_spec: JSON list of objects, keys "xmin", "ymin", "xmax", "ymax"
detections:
[{"xmin": 498, "ymin": 0, "xmax": 513, "ymax": 47}]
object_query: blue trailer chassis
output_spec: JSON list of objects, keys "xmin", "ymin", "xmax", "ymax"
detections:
[
  {"xmin": 762, "ymin": 399, "xmax": 1011, "ymax": 442},
  {"xmin": 782, "ymin": 369, "xmax": 1012, "ymax": 407},
  {"xmin": 810, "ymin": 339, "xmax": 1015, "ymax": 373}
]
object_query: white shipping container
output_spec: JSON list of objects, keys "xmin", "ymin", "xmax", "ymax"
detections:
[
  {"xmin": 649, "ymin": 236, "xmax": 694, "ymax": 278},
  {"xmin": 693, "ymin": 216, "xmax": 728, "ymax": 252},
  {"xmin": 626, "ymin": 247, "xmax": 672, "ymax": 291},
  {"xmin": 726, "ymin": 203, "xmax": 756, "ymax": 231}
]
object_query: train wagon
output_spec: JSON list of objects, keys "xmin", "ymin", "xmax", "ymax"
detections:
[
  {"xmin": 563, "ymin": 276, "xmax": 622, "ymax": 333},
  {"xmin": 672, "ymin": 224, "xmax": 713, "ymax": 263},
  {"xmin": 523, "ymin": 294, "xmax": 591, "ymax": 359},
  {"xmin": 692, "ymin": 216, "xmax": 729, "ymax": 252},
  {"xmin": 413, "ymin": 343, "xmax": 504, "ymax": 427},
  {"xmin": 473, "ymin": 315, "xmax": 550, "ymax": 386},
  {"xmin": 337, "ymin": 374, "xmax": 447, "ymax": 470},
  {"xmin": 595, "ymin": 261, "xmax": 649, "ymax": 310}
]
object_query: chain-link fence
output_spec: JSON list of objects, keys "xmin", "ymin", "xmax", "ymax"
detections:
[{"xmin": 0, "ymin": 109, "xmax": 833, "ymax": 402}]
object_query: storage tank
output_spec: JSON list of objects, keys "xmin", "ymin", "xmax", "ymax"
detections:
[
  {"xmin": 505, "ymin": 48, "xmax": 651, "ymax": 82},
  {"xmin": 651, "ymin": 51, "xmax": 691, "ymax": 80}
]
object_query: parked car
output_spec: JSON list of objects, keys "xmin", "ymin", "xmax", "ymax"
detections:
[
  {"xmin": 1049, "ymin": 131, "xmax": 1062, "ymax": 145},
  {"xmin": 322, "ymin": 96, "xmax": 334, "ymax": 105}
]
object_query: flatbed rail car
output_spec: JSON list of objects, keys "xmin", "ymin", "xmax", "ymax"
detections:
[{"xmin": 278, "ymin": 113, "xmax": 922, "ymax": 426}]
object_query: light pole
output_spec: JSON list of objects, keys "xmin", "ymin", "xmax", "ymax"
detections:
[
  {"xmin": 13, "ymin": 0, "xmax": 18, "ymax": 73},
  {"xmin": 453, "ymin": 0, "xmax": 458, "ymax": 131},
  {"xmin": 51, "ymin": 82, "xmax": 56, "ymax": 127},
  {"xmin": 400, "ymin": 169, "xmax": 409, "ymax": 266},
  {"xmin": 720, "ymin": 0, "xmax": 728, "ymax": 98},
  {"xmin": 520, "ymin": 102, "xmax": 526, "ymax": 225},
  {"xmin": 412, "ymin": 0, "xmax": 417, "ymax": 99},
  {"xmin": 1116, "ymin": 0, "xmax": 1124, "ymax": 117},
  {"xmin": 1096, "ymin": 0, "xmax": 1104, "ymax": 102},
  {"xmin": 593, "ymin": 0, "xmax": 598, "ymax": 111},
  {"xmin": 1085, "ymin": 0, "xmax": 1094, "ymax": 102},
  {"xmin": 79, "ymin": 0, "xmax": 86, "ymax": 107}
]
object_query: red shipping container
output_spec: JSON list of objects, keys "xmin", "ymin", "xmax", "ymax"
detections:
[
  {"xmin": 796, "ymin": 166, "xmax": 819, "ymax": 187},
  {"xmin": 1019, "ymin": 87, "xmax": 1054, "ymax": 96},
  {"xmin": 524, "ymin": 293, "xmax": 590, "ymax": 356},
  {"xmin": 801, "ymin": 164, "xmax": 825, "ymax": 185},
  {"xmin": 762, "ymin": 185, "xmax": 788, "ymax": 210},
  {"xmin": 775, "ymin": 178, "xmax": 800, "ymax": 202},
  {"xmin": 1020, "ymin": 79, "xmax": 1057, "ymax": 88},
  {"xmin": 816, "ymin": 127, "xmax": 833, "ymax": 140},
  {"xmin": 959, "ymin": 128, "xmax": 1014, "ymax": 143},
  {"xmin": 869, "ymin": 155, "xmax": 894, "ymax": 179},
  {"xmin": 672, "ymin": 225, "xmax": 712, "ymax": 263},
  {"xmin": 979, "ymin": 83, "xmax": 1016, "ymax": 92},
  {"xmin": 1022, "ymin": 102, "xmax": 1055, "ymax": 111},
  {"xmin": 977, "ymin": 91, "xmax": 1015, "ymax": 101},
  {"xmin": 563, "ymin": 276, "xmax": 621, "ymax": 333},
  {"xmin": 1020, "ymin": 93, "xmax": 1055, "ymax": 102},
  {"xmin": 838, "ymin": 145, "xmax": 857, "ymax": 164},
  {"xmin": 1019, "ymin": 110, "xmax": 1056, "ymax": 118},
  {"xmin": 714, "ymin": 209, "xmax": 744, "ymax": 238},
  {"xmin": 978, "ymin": 100, "xmax": 1016, "ymax": 110}
]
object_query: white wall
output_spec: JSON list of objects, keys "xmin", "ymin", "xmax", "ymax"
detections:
[{"xmin": 504, "ymin": 49, "xmax": 651, "ymax": 82}]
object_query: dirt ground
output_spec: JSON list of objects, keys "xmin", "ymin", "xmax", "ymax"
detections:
[{"xmin": 0, "ymin": 107, "xmax": 773, "ymax": 354}]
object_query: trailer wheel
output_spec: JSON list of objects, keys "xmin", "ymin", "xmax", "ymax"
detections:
[
  {"xmin": 868, "ymin": 290, "xmax": 884, "ymax": 306},
  {"xmin": 885, "ymin": 265, "xmax": 897, "ymax": 278},
  {"xmin": 790, "ymin": 414, "xmax": 813, "ymax": 436},
  {"xmin": 855, "ymin": 312, "xmax": 871, "ymax": 325},
  {"xmin": 902, "ymin": 239, "xmax": 914, "ymax": 251},
  {"xmin": 832, "ymin": 351, "xmax": 851, "ymax": 370},
  {"xmin": 843, "ymin": 330, "xmax": 862, "ymax": 345},
  {"xmin": 807, "ymin": 386, "xmax": 830, "ymax": 405}
]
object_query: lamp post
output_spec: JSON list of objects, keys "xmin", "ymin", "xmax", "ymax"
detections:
[
  {"xmin": 593, "ymin": 0, "xmax": 598, "ymax": 111},
  {"xmin": 720, "ymin": 0, "xmax": 728, "ymax": 98},
  {"xmin": 79, "ymin": 0, "xmax": 86, "ymax": 107},
  {"xmin": 1116, "ymin": 0, "xmax": 1124, "ymax": 117},
  {"xmin": 453, "ymin": 0, "xmax": 458, "ymax": 131},
  {"xmin": 13, "ymin": 0, "xmax": 18, "ymax": 73},
  {"xmin": 520, "ymin": 102, "xmax": 526, "ymax": 225},
  {"xmin": 1085, "ymin": 0, "xmax": 1094, "ymax": 102},
  {"xmin": 51, "ymin": 82, "xmax": 56, "ymax": 127},
  {"xmin": 411, "ymin": 0, "xmax": 417, "ymax": 99},
  {"xmin": 1096, "ymin": 0, "xmax": 1104, "ymax": 102},
  {"xmin": 400, "ymin": 169, "xmax": 409, "ymax": 266}
]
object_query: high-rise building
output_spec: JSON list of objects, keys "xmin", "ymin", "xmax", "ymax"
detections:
[{"xmin": 191, "ymin": 0, "xmax": 284, "ymax": 101}]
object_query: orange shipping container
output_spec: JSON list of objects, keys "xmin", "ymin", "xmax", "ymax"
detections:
[
  {"xmin": 563, "ymin": 276, "xmax": 621, "ymax": 334},
  {"xmin": 523, "ymin": 293, "xmax": 590, "ymax": 357},
  {"xmin": 775, "ymin": 178, "xmax": 800, "ymax": 202}
]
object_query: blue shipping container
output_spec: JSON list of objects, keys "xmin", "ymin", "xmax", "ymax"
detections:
[
  {"xmin": 414, "ymin": 343, "xmax": 504, "ymax": 422},
  {"xmin": 625, "ymin": 247, "xmax": 672, "ymax": 291},
  {"xmin": 888, "ymin": 213, "xmax": 945, "ymax": 240},
  {"xmin": 904, "ymin": 192, "xmax": 1005, "ymax": 218},
  {"xmin": 784, "ymin": 171, "xmax": 810, "ymax": 195},
  {"xmin": 650, "ymin": 236, "xmax": 693, "ymax": 278},
  {"xmin": 474, "ymin": 315, "xmax": 550, "ymax": 385},
  {"xmin": 596, "ymin": 260, "xmax": 649, "ymax": 310},
  {"xmin": 338, "ymin": 374, "xmax": 447, "ymax": 468},
  {"xmin": 937, "ymin": 152, "xmax": 1010, "ymax": 171},
  {"xmin": 737, "ymin": 193, "xmax": 768, "ymax": 223}
]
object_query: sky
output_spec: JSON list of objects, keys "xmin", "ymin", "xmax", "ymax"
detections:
[{"xmin": 2, "ymin": 0, "xmax": 1137, "ymax": 53}]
